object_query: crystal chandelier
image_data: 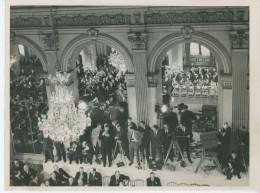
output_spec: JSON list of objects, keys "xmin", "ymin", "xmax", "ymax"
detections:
[
  {"xmin": 38, "ymin": 71, "xmax": 88, "ymax": 146},
  {"xmin": 108, "ymin": 51, "xmax": 126, "ymax": 72}
]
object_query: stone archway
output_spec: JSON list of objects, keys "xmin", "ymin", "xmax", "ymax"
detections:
[
  {"xmin": 149, "ymin": 32, "xmax": 231, "ymax": 74},
  {"xmin": 61, "ymin": 33, "xmax": 133, "ymax": 73},
  {"xmin": 12, "ymin": 35, "xmax": 48, "ymax": 72},
  {"xmin": 148, "ymin": 31, "xmax": 232, "ymax": 127},
  {"xmin": 60, "ymin": 33, "xmax": 134, "ymax": 102}
]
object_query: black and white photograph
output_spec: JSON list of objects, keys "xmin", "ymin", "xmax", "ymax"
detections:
[{"xmin": 4, "ymin": 2, "xmax": 259, "ymax": 190}]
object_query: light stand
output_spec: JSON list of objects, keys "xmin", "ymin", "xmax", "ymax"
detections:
[{"xmin": 112, "ymin": 140, "xmax": 127, "ymax": 167}]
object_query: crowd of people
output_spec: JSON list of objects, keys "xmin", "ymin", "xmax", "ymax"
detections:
[
  {"xmin": 162, "ymin": 65, "xmax": 218, "ymax": 97},
  {"xmin": 10, "ymin": 159, "xmax": 161, "ymax": 187},
  {"xmin": 76, "ymin": 54, "xmax": 127, "ymax": 103},
  {"xmin": 10, "ymin": 55, "xmax": 48, "ymax": 149}
]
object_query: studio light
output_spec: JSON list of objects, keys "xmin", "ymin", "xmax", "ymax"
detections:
[
  {"xmin": 171, "ymin": 97, "xmax": 175, "ymax": 103},
  {"xmin": 161, "ymin": 105, "xmax": 168, "ymax": 113},
  {"xmin": 78, "ymin": 101, "xmax": 87, "ymax": 110}
]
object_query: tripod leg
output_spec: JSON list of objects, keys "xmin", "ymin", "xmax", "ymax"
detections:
[
  {"xmin": 195, "ymin": 152, "xmax": 204, "ymax": 173},
  {"xmin": 175, "ymin": 141, "xmax": 185, "ymax": 161},
  {"xmin": 211, "ymin": 152, "xmax": 222, "ymax": 174},
  {"xmin": 164, "ymin": 141, "xmax": 173, "ymax": 164},
  {"xmin": 112, "ymin": 142, "xmax": 118, "ymax": 162}
]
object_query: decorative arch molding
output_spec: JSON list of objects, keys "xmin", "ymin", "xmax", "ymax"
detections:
[
  {"xmin": 61, "ymin": 33, "xmax": 134, "ymax": 72},
  {"xmin": 12, "ymin": 35, "xmax": 48, "ymax": 72},
  {"xmin": 148, "ymin": 32, "xmax": 232, "ymax": 74}
]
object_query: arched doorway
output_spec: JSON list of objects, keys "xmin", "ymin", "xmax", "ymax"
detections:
[
  {"xmin": 10, "ymin": 40, "xmax": 48, "ymax": 154},
  {"xmin": 61, "ymin": 34, "xmax": 133, "ymax": 127},
  {"xmin": 149, "ymin": 31, "xmax": 232, "ymax": 129}
]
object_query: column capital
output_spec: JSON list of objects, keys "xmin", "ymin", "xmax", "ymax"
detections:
[
  {"xmin": 128, "ymin": 31, "xmax": 148, "ymax": 50},
  {"xmin": 220, "ymin": 73, "xmax": 232, "ymax": 89},
  {"xmin": 229, "ymin": 30, "xmax": 249, "ymax": 49},
  {"xmin": 39, "ymin": 32, "xmax": 59, "ymax": 52}
]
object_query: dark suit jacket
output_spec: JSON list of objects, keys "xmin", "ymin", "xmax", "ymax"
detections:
[
  {"xmin": 54, "ymin": 168, "xmax": 70, "ymax": 182},
  {"xmin": 138, "ymin": 125, "xmax": 151, "ymax": 145},
  {"xmin": 29, "ymin": 180, "xmax": 40, "ymax": 186},
  {"xmin": 109, "ymin": 174, "xmax": 129, "ymax": 186},
  {"xmin": 124, "ymin": 121, "xmax": 137, "ymax": 131},
  {"xmin": 89, "ymin": 172, "xmax": 102, "ymax": 186},
  {"xmin": 49, "ymin": 177, "xmax": 62, "ymax": 186},
  {"xmin": 163, "ymin": 111, "xmax": 178, "ymax": 131},
  {"xmin": 43, "ymin": 136, "xmax": 53, "ymax": 150},
  {"xmin": 13, "ymin": 176, "xmax": 25, "ymax": 186},
  {"xmin": 149, "ymin": 130, "xmax": 163, "ymax": 148},
  {"xmin": 181, "ymin": 110, "xmax": 196, "ymax": 131},
  {"xmin": 146, "ymin": 177, "xmax": 161, "ymax": 186},
  {"xmin": 75, "ymin": 172, "xmax": 88, "ymax": 185},
  {"xmin": 64, "ymin": 179, "xmax": 77, "ymax": 186},
  {"xmin": 21, "ymin": 168, "xmax": 36, "ymax": 186}
]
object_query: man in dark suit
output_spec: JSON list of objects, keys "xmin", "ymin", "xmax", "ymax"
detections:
[
  {"xmin": 128, "ymin": 124, "xmax": 143, "ymax": 166},
  {"xmin": 88, "ymin": 167, "xmax": 102, "ymax": 186},
  {"xmin": 29, "ymin": 174, "xmax": 40, "ymax": 186},
  {"xmin": 12, "ymin": 159, "xmax": 24, "ymax": 176},
  {"xmin": 163, "ymin": 110, "xmax": 178, "ymax": 132},
  {"xmin": 13, "ymin": 170, "xmax": 25, "ymax": 186},
  {"xmin": 42, "ymin": 134, "xmax": 54, "ymax": 163},
  {"xmin": 176, "ymin": 123, "xmax": 192, "ymax": 163},
  {"xmin": 109, "ymin": 171, "xmax": 129, "ymax": 186},
  {"xmin": 21, "ymin": 165, "xmax": 36, "ymax": 186},
  {"xmin": 99, "ymin": 123, "xmax": 113, "ymax": 167},
  {"xmin": 162, "ymin": 123, "xmax": 174, "ymax": 161},
  {"xmin": 181, "ymin": 105, "xmax": 197, "ymax": 141},
  {"xmin": 53, "ymin": 165, "xmax": 70, "ymax": 184},
  {"xmin": 49, "ymin": 172, "xmax": 62, "ymax": 186},
  {"xmin": 218, "ymin": 122, "xmax": 232, "ymax": 168},
  {"xmin": 54, "ymin": 142, "xmax": 66, "ymax": 162},
  {"xmin": 75, "ymin": 167, "xmax": 88, "ymax": 186},
  {"xmin": 150, "ymin": 125, "xmax": 163, "ymax": 162},
  {"xmin": 138, "ymin": 121, "xmax": 151, "ymax": 161},
  {"xmin": 146, "ymin": 172, "xmax": 161, "ymax": 186},
  {"xmin": 64, "ymin": 177, "xmax": 77, "ymax": 186},
  {"xmin": 124, "ymin": 117, "xmax": 137, "ymax": 132}
]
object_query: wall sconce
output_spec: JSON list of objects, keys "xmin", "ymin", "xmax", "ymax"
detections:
[{"xmin": 146, "ymin": 70, "xmax": 159, "ymax": 87}]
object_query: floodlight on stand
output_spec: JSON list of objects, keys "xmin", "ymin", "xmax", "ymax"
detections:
[
  {"xmin": 161, "ymin": 105, "xmax": 168, "ymax": 113},
  {"xmin": 78, "ymin": 101, "xmax": 87, "ymax": 110},
  {"xmin": 171, "ymin": 97, "xmax": 175, "ymax": 103}
]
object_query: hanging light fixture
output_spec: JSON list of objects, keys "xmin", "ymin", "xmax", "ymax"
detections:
[{"xmin": 38, "ymin": 71, "xmax": 88, "ymax": 147}]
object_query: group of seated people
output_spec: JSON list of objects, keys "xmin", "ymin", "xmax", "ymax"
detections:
[
  {"xmin": 11, "ymin": 159, "xmax": 161, "ymax": 187},
  {"xmin": 10, "ymin": 56, "xmax": 48, "ymax": 146},
  {"xmin": 76, "ymin": 54, "xmax": 127, "ymax": 103},
  {"xmin": 162, "ymin": 66, "xmax": 218, "ymax": 97}
]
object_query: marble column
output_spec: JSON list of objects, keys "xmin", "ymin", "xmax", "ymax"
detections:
[
  {"xmin": 128, "ymin": 32, "xmax": 149, "ymax": 124},
  {"xmin": 39, "ymin": 32, "xmax": 59, "ymax": 102},
  {"xmin": 125, "ymin": 73, "xmax": 137, "ymax": 123},
  {"xmin": 219, "ymin": 74, "xmax": 233, "ymax": 127},
  {"xmin": 229, "ymin": 30, "xmax": 249, "ymax": 132}
]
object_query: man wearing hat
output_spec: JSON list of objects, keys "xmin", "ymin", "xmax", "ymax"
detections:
[{"xmin": 127, "ymin": 124, "xmax": 143, "ymax": 166}]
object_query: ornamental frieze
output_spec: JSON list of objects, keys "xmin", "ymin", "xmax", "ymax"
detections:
[
  {"xmin": 10, "ymin": 9, "xmax": 248, "ymax": 28},
  {"xmin": 144, "ymin": 11, "xmax": 235, "ymax": 24}
]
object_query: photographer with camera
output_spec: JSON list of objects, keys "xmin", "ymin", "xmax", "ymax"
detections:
[
  {"xmin": 150, "ymin": 125, "xmax": 163, "ymax": 163},
  {"xmin": 99, "ymin": 123, "xmax": 113, "ymax": 167},
  {"xmin": 176, "ymin": 122, "xmax": 193, "ymax": 164},
  {"xmin": 162, "ymin": 123, "xmax": 174, "ymax": 162},
  {"xmin": 181, "ymin": 104, "xmax": 197, "ymax": 141}
]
